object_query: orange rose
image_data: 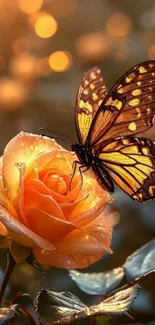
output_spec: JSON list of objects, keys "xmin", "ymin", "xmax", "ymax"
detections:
[{"xmin": 0, "ymin": 132, "xmax": 113, "ymax": 269}]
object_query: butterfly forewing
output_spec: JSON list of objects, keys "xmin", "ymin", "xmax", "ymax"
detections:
[
  {"xmin": 99, "ymin": 137, "xmax": 155, "ymax": 202},
  {"xmin": 74, "ymin": 60, "xmax": 155, "ymax": 202},
  {"xmin": 75, "ymin": 66, "xmax": 108, "ymax": 145},
  {"xmin": 87, "ymin": 61, "xmax": 155, "ymax": 149}
]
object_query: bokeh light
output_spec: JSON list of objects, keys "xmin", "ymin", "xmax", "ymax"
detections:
[
  {"xmin": 148, "ymin": 44, "xmax": 155, "ymax": 59},
  {"xmin": 106, "ymin": 12, "xmax": 132, "ymax": 38},
  {"xmin": 34, "ymin": 12, "xmax": 57, "ymax": 39},
  {"xmin": 76, "ymin": 32, "xmax": 110, "ymax": 61},
  {"xmin": 48, "ymin": 51, "xmax": 72, "ymax": 72},
  {"xmin": 17, "ymin": 0, "xmax": 43, "ymax": 14},
  {"xmin": 0, "ymin": 78, "xmax": 28, "ymax": 110},
  {"xmin": 9, "ymin": 53, "xmax": 38, "ymax": 82}
]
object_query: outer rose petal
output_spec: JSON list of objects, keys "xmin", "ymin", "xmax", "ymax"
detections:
[
  {"xmin": 3, "ymin": 132, "xmax": 60, "ymax": 203},
  {"xmin": 33, "ymin": 213, "xmax": 112, "ymax": 269},
  {"xmin": 0, "ymin": 157, "xmax": 6, "ymax": 207},
  {"xmin": 10, "ymin": 242, "xmax": 30, "ymax": 263},
  {"xmin": 34, "ymin": 249, "xmax": 103, "ymax": 269},
  {"xmin": 0, "ymin": 221, "xmax": 7, "ymax": 236},
  {"xmin": 0, "ymin": 206, "xmax": 55, "ymax": 251},
  {"xmin": 0, "ymin": 157, "xmax": 17, "ymax": 219},
  {"xmin": 54, "ymin": 213, "xmax": 112, "ymax": 255}
]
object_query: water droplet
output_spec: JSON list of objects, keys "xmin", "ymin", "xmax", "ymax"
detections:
[
  {"xmin": 30, "ymin": 145, "xmax": 34, "ymax": 150},
  {"xmin": 52, "ymin": 174, "xmax": 58, "ymax": 179},
  {"xmin": 19, "ymin": 131, "xmax": 24, "ymax": 137}
]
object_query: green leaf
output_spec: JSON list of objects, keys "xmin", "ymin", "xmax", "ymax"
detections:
[
  {"xmin": 0, "ymin": 304, "xmax": 19, "ymax": 324},
  {"xmin": 35, "ymin": 285, "xmax": 140, "ymax": 325}
]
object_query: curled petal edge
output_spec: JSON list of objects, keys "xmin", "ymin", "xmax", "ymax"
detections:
[{"xmin": 0, "ymin": 207, "xmax": 55, "ymax": 251}]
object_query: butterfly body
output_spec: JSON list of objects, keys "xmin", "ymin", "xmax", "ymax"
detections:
[
  {"xmin": 73, "ymin": 61, "xmax": 155, "ymax": 203},
  {"xmin": 71, "ymin": 141, "xmax": 115, "ymax": 192},
  {"xmin": 71, "ymin": 142, "xmax": 93, "ymax": 167}
]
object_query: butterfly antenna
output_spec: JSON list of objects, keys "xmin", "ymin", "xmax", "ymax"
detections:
[{"xmin": 39, "ymin": 128, "xmax": 73, "ymax": 145}]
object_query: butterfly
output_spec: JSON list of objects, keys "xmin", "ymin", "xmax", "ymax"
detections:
[{"xmin": 71, "ymin": 60, "xmax": 155, "ymax": 203}]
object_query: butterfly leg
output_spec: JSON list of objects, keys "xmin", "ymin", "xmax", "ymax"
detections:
[
  {"xmin": 69, "ymin": 160, "xmax": 81, "ymax": 191},
  {"xmin": 69, "ymin": 160, "xmax": 87, "ymax": 191},
  {"xmin": 78, "ymin": 165, "xmax": 91, "ymax": 189}
]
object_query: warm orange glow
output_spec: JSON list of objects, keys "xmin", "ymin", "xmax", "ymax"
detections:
[
  {"xmin": 0, "ymin": 56, "xmax": 5, "ymax": 71},
  {"xmin": 38, "ymin": 57, "xmax": 52, "ymax": 76},
  {"xmin": 148, "ymin": 44, "xmax": 155, "ymax": 59},
  {"xmin": 0, "ymin": 79, "xmax": 28, "ymax": 110},
  {"xmin": 34, "ymin": 13, "xmax": 57, "ymax": 39},
  {"xmin": 141, "ymin": 31, "xmax": 155, "ymax": 48},
  {"xmin": 48, "ymin": 51, "xmax": 72, "ymax": 72},
  {"xmin": 114, "ymin": 49, "xmax": 128, "ymax": 62},
  {"xmin": 9, "ymin": 54, "xmax": 38, "ymax": 82},
  {"xmin": 106, "ymin": 12, "xmax": 132, "ymax": 38},
  {"xmin": 12, "ymin": 38, "xmax": 30, "ymax": 54},
  {"xmin": 76, "ymin": 32, "xmax": 110, "ymax": 60},
  {"xmin": 50, "ymin": 0, "xmax": 77, "ymax": 18},
  {"xmin": 17, "ymin": 0, "xmax": 43, "ymax": 14}
]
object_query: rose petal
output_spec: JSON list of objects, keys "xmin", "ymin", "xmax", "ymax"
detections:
[
  {"xmin": 25, "ymin": 179, "xmax": 51, "ymax": 195},
  {"xmin": 14, "ymin": 162, "xmax": 27, "ymax": 225},
  {"xmin": 0, "ymin": 206, "xmax": 55, "ymax": 251},
  {"xmin": 60, "ymin": 191, "xmax": 88, "ymax": 219},
  {"xmin": 0, "ymin": 236, "xmax": 10, "ymax": 248},
  {"xmin": 34, "ymin": 150, "xmax": 73, "ymax": 175},
  {"xmin": 34, "ymin": 249, "xmax": 103, "ymax": 269},
  {"xmin": 53, "ymin": 213, "xmax": 112, "ymax": 256},
  {"xmin": 0, "ymin": 221, "xmax": 7, "ymax": 236},
  {"xmin": 3, "ymin": 132, "xmax": 60, "ymax": 203},
  {"xmin": 105, "ymin": 206, "xmax": 120, "ymax": 226},
  {"xmin": 26, "ymin": 208, "xmax": 78, "ymax": 242},
  {"xmin": 34, "ymin": 213, "xmax": 112, "ymax": 268},
  {"xmin": 0, "ymin": 156, "xmax": 17, "ymax": 217},
  {"xmin": 69, "ymin": 188, "xmax": 111, "ymax": 227},
  {"xmin": 0, "ymin": 157, "xmax": 6, "ymax": 207},
  {"xmin": 10, "ymin": 242, "xmax": 30, "ymax": 263},
  {"xmin": 24, "ymin": 188, "xmax": 64, "ymax": 220}
]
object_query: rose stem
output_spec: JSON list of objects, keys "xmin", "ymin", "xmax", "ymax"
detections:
[{"xmin": 0, "ymin": 250, "xmax": 16, "ymax": 305}]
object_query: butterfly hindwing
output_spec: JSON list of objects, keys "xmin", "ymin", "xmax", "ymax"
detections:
[
  {"xmin": 92, "ymin": 161, "xmax": 114, "ymax": 193},
  {"xmin": 75, "ymin": 66, "xmax": 108, "ymax": 145},
  {"xmin": 98, "ymin": 137, "xmax": 155, "ymax": 202},
  {"xmin": 87, "ymin": 60, "xmax": 155, "ymax": 148}
]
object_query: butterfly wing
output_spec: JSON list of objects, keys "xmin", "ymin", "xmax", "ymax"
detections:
[
  {"xmin": 92, "ymin": 161, "xmax": 114, "ymax": 193},
  {"xmin": 75, "ymin": 66, "xmax": 108, "ymax": 145},
  {"xmin": 98, "ymin": 137, "xmax": 155, "ymax": 202},
  {"xmin": 87, "ymin": 61, "xmax": 155, "ymax": 149}
]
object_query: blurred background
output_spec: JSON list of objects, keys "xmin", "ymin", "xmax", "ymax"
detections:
[{"xmin": 0, "ymin": 0, "xmax": 155, "ymax": 324}]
